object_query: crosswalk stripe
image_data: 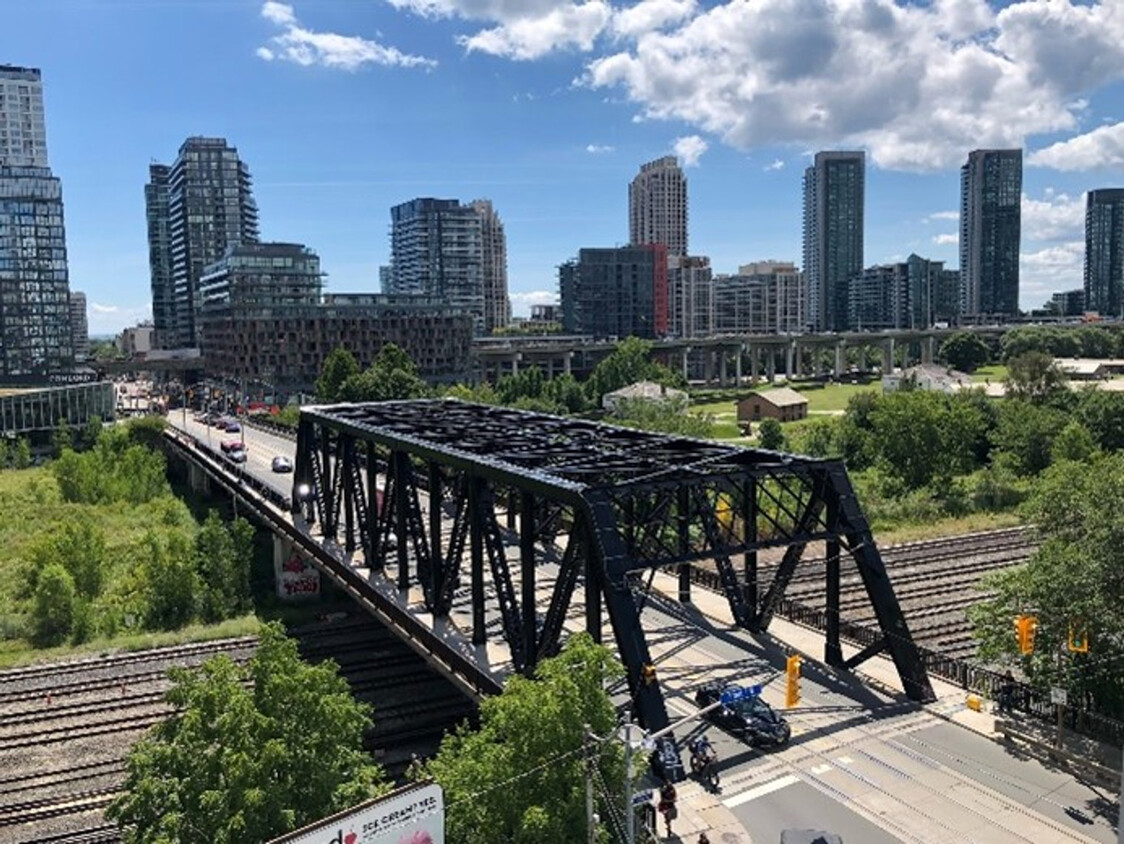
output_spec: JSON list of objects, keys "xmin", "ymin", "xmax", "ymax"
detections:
[
  {"xmin": 721, "ymin": 774, "xmax": 800, "ymax": 808},
  {"xmin": 810, "ymin": 763, "xmax": 832, "ymax": 774}
]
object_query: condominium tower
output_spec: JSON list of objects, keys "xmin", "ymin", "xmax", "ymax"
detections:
[
  {"xmin": 69, "ymin": 291, "xmax": 89, "ymax": 361},
  {"xmin": 559, "ymin": 245, "xmax": 669, "ymax": 339},
  {"xmin": 146, "ymin": 137, "xmax": 259, "ymax": 348},
  {"xmin": 803, "ymin": 151, "xmax": 865, "ymax": 332},
  {"xmin": 1084, "ymin": 188, "xmax": 1124, "ymax": 318},
  {"xmin": 0, "ymin": 64, "xmax": 73, "ymax": 380},
  {"xmin": 960, "ymin": 149, "xmax": 1022, "ymax": 319},
  {"xmin": 388, "ymin": 197, "xmax": 509, "ymax": 335},
  {"xmin": 629, "ymin": 156, "xmax": 688, "ymax": 257}
]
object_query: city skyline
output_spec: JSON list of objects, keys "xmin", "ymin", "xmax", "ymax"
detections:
[{"xmin": 4, "ymin": 1, "xmax": 1124, "ymax": 334}]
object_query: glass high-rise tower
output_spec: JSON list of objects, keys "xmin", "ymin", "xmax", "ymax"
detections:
[
  {"xmin": 146, "ymin": 137, "xmax": 259, "ymax": 348},
  {"xmin": 1084, "ymin": 188, "xmax": 1124, "ymax": 319},
  {"xmin": 960, "ymin": 149, "xmax": 1022, "ymax": 320},
  {"xmin": 0, "ymin": 64, "xmax": 73, "ymax": 380},
  {"xmin": 803, "ymin": 151, "xmax": 865, "ymax": 332}
]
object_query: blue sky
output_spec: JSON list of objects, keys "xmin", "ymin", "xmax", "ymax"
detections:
[{"xmin": 4, "ymin": 0, "xmax": 1124, "ymax": 335}]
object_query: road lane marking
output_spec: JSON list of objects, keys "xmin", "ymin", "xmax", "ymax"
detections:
[
  {"xmin": 721, "ymin": 774, "xmax": 800, "ymax": 807},
  {"xmin": 836, "ymin": 755, "xmax": 853, "ymax": 765},
  {"xmin": 810, "ymin": 763, "xmax": 832, "ymax": 774}
]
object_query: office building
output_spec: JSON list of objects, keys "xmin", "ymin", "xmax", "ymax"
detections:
[
  {"xmin": 199, "ymin": 242, "xmax": 323, "ymax": 317},
  {"xmin": 667, "ymin": 255, "xmax": 713, "ymax": 339},
  {"xmin": 629, "ymin": 155, "xmax": 688, "ymax": 257},
  {"xmin": 0, "ymin": 65, "xmax": 73, "ymax": 382},
  {"xmin": 933, "ymin": 268, "xmax": 961, "ymax": 326},
  {"xmin": 559, "ymin": 245, "xmax": 668, "ymax": 339},
  {"xmin": 1084, "ymin": 188, "xmax": 1124, "ymax": 318},
  {"xmin": 960, "ymin": 149, "xmax": 1022, "ymax": 319},
  {"xmin": 803, "ymin": 151, "xmax": 864, "ymax": 331},
  {"xmin": 388, "ymin": 197, "xmax": 509, "ymax": 335},
  {"xmin": 146, "ymin": 137, "xmax": 259, "ymax": 349},
  {"xmin": 118, "ymin": 322, "xmax": 155, "ymax": 357},
  {"xmin": 714, "ymin": 262, "xmax": 805, "ymax": 335},
  {"xmin": 69, "ymin": 291, "xmax": 88, "ymax": 361},
  {"xmin": 1049, "ymin": 289, "xmax": 1086, "ymax": 318},
  {"xmin": 848, "ymin": 254, "xmax": 950, "ymax": 331}
]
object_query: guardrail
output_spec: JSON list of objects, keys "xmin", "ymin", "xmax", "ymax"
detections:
[
  {"xmin": 244, "ymin": 415, "xmax": 297, "ymax": 440},
  {"xmin": 162, "ymin": 430, "xmax": 501, "ymax": 702},
  {"xmin": 687, "ymin": 565, "xmax": 1124, "ymax": 747}
]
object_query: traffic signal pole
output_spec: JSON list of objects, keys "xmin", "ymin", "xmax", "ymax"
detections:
[{"xmin": 623, "ymin": 717, "xmax": 634, "ymax": 844}]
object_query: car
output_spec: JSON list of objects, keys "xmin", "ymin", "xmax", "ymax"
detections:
[
  {"xmin": 220, "ymin": 439, "xmax": 244, "ymax": 453},
  {"xmin": 694, "ymin": 681, "xmax": 791, "ymax": 746},
  {"xmin": 271, "ymin": 456, "xmax": 293, "ymax": 473},
  {"xmin": 648, "ymin": 736, "xmax": 685, "ymax": 783},
  {"xmin": 226, "ymin": 448, "xmax": 248, "ymax": 464},
  {"xmin": 224, "ymin": 421, "xmax": 241, "ymax": 433}
]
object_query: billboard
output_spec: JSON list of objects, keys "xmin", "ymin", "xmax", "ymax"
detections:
[{"xmin": 269, "ymin": 782, "xmax": 444, "ymax": 844}]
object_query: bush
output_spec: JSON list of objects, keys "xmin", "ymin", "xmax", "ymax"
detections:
[{"xmin": 33, "ymin": 563, "xmax": 76, "ymax": 645}]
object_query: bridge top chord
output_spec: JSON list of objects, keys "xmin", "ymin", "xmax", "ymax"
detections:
[{"xmin": 303, "ymin": 398, "xmax": 815, "ymax": 491}]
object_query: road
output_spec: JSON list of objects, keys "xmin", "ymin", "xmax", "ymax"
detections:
[
  {"xmin": 171, "ymin": 412, "xmax": 295, "ymax": 499},
  {"xmin": 168, "ymin": 414, "xmax": 1118, "ymax": 843}
]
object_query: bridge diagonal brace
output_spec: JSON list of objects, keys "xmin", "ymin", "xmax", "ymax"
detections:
[
  {"xmin": 843, "ymin": 637, "xmax": 887, "ymax": 670},
  {"xmin": 581, "ymin": 488, "xmax": 670, "ymax": 735},
  {"xmin": 536, "ymin": 521, "xmax": 581, "ymax": 661},
  {"xmin": 752, "ymin": 472, "xmax": 827, "ymax": 632},
  {"xmin": 477, "ymin": 484, "xmax": 525, "ymax": 670},
  {"xmin": 690, "ymin": 486, "xmax": 751, "ymax": 628},
  {"xmin": 436, "ymin": 478, "xmax": 470, "ymax": 616}
]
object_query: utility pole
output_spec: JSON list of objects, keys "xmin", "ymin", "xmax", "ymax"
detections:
[
  {"xmin": 584, "ymin": 724, "xmax": 597, "ymax": 844},
  {"xmin": 623, "ymin": 716, "xmax": 635, "ymax": 844},
  {"xmin": 1116, "ymin": 744, "xmax": 1122, "ymax": 844},
  {"xmin": 1056, "ymin": 641, "xmax": 1065, "ymax": 750}
]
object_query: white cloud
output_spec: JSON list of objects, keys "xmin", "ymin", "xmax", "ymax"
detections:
[
  {"xmin": 932, "ymin": 233, "xmax": 958, "ymax": 245},
  {"xmin": 1029, "ymin": 121, "xmax": 1124, "ymax": 171},
  {"xmin": 928, "ymin": 210, "xmax": 959, "ymax": 221},
  {"xmin": 258, "ymin": 2, "xmax": 436, "ymax": 70},
  {"xmin": 672, "ymin": 134, "xmax": 707, "ymax": 166},
  {"xmin": 585, "ymin": 143, "xmax": 615, "ymax": 153},
  {"xmin": 1021, "ymin": 190, "xmax": 1086, "ymax": 242},
  {"xmin": 1020, "ymin": 240, "xmax": 1085, "ymax": 299},
  {"xmin": 577, "ymin": 0, "xmax": 1124, "ymax": 171},
  {"xmin": 612, "ymin": 0, "xmax": 696, "ymax": 37},
  {"xmin": 509, "ymin": 290, "xmax": 559, "ymax": 316},
  {"xmin": 764, "ymin": 158, "xmax": 784, "ymax": 171},
  {"xmin": 460, "ymin": 2, "xmax": 612, "ymax": 60}
]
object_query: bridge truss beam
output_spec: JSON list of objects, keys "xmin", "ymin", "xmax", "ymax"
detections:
[{"xmin": 292, "ymin": 400, "xmax": 933, "ymax": 736}]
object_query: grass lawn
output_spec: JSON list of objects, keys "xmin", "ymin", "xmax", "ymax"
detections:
[
  {"xmin": 790, "ymin": 381, "xmax": 879, "ymax": 413},
  {"xmin": 972, "ymin": 364, "xmax": 1008, "ymax": 383},
  {"xmin": 873, "ymin": 510, "xmax": 1023, "ymax": 545}
]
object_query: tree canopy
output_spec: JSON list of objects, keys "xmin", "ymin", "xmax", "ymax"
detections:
[
  {"xmin": 938, "ymin": 331, "xmax": 990, "ymax": 372},
  {"xmin": 315, "ymin": 346, "xmax": 360, "ymax": 403},
  {"xmin": 1004, "ymin": 352, "xmax": 1067, "ymax": 404},
  {"xmin": 417, "ymin": 633, "xmax": 624, "ymax": 844},
  {"xmin": 338, "ymin": 343, "xmax": 429, "ymax": 403},
  {"xmin": 586, "ymin": 337, "xmax": 684, "ymax": 403},
  {"xmin": 108, "ymin": 623, "xmax": 387, "ymax": 843}
]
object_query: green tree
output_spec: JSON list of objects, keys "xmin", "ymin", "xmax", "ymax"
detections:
[
  {"xmin": 315, "ymin": 346, "xmax": 360, "ymax": 402},
  {"xmin": 586, "ymin": 337, "xmax": 683, "ymax": 403},
  {"xmin": 0, "ymin": 438, "xmax": 8, "ymax": 469},
  {"xmin": 108, "ymin": 623, "xmax": 386, "ymax": 843},
  {"xmin": 51, "ymin": 420, "xmax": 73, "ymax": 457},
  {"xmin": 991, "ymin": 400, "xmax": 1067, "ymax": 476},
  {"xmin": 339, "ymin": 343, "xmax": 428, "ymax": 402},
  {"xmin": 194, "ymin": 512, "xmax": 252, "ymax": 623},
  {"xmin": 30, "ymin": 515, "xmax": 108, "ymax": 599},
  {"xmin": 33, "ymin": 562, "xmax": 76, "ymax": 645},
  {"xmin": 1075, "ymin": 389, "xmax": 1124, "ymax": 452},
  {"xmin": 611, "ymin": 396, "xmax": 714, "ymax": 438},
  {"xmin": 1052, "ymin": 419, "xmax": 1097, "ymax": 464},
  {"xmin": 757, "ymin": 418, "xmax": 785, "ymax": 451},
  {"xmin": 142, "ymin": 532, "xmax": 198, "ymax": 630},
  {"xmin": 970, "ymin": 456, "xmax": 1124, "ymax": 716},
  {"xmin": 12, "ymin": 438, "xmax": 31, "ymax": 469},
  {"xmin": 938, "ymin": 332, "xmax": 990, "ymax": 372},
  {"xmin": 80, "ymin": 415, "xmax": 104, "ymax": 451},
  {"xmin": 1004, "ymin": 352, "xmax": 1066, "ymax": 404},
  {"xmin": 420, "ymin": 633, "xmax": 623, "ymax": 844},
  {"xmin": 793, "ymin": 418, "xmax": 839, "ymax": 457}
]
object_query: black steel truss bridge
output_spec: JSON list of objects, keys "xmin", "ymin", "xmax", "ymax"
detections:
[{"xmin": 293, "ymin": 399, "xmax": 933, "ymax": 736}]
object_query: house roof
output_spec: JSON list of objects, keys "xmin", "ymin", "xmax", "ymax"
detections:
[
  {"xmin": 743, "ymin": 386, "xmax": 808, "ymax": 408},
  {"xmin": 894, "ymin": 364, "xmax": 972, "ymax": 387},
  {"xmin": 603, "ymin": 380, "xmax": 687, "ymax": 401}
]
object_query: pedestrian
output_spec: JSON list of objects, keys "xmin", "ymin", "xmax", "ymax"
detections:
[
  {"xmin": 997, "ymin": 670, "xmax": 1015, "ymax": 715},
  {"xmin": 658, "ymin": 779, "xmax": 678, "ymax": 838},
  {"xmin": 698, "ymin": 834, "xmax": 711, "ymax": 844}
]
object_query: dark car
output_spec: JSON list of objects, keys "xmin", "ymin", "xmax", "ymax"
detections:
[
  {"xmin": 271, "ymin": 456, "xmax": 293, "ymax": 473},
  {"xmin": 226, "ymin": 449, "xmax": 248, "ymax": 464},
  {"xmin": 695, "ymin": 682, "xmax": 791, "ymax": 746},
  {"xmin": 648, "ymin": 736, "xmax": 685, "ymax": 783}
]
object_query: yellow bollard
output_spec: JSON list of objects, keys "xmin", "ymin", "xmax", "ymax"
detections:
[{"xmin": 966, "ymin": 694, "xmax": 983, "ymax": 712}]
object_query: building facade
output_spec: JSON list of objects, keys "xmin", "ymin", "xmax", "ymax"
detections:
[
  {"xmin": 667, "ymin": 255, "xmax": 713, "ymax": 339},
  {"xmin": 1049, "ymin": 289, "xmax": 1086, "ymax": 317},
  {"xmin": 559, "ymin": 245, "xmax": 668, "ymax": 339},
  {"xmin": 803, "ymin": 151, "xmax": 865, "ymax": 332},
  {"xmin": 848, "ymin": 254, "xmax": 950, "ymax": 331},
  {"xmin": 960, "ymin": 149, "xmax": 1022, "ymax": 320},
  {"xmin": 472, "ymin": 199, "xmax": 510, "ymax": 334},
  {"xmin": 0, "ymin": 381, "xmax": 115, "ymax": 435},
  {"xmin": 1084, "ymin": 188, "xmax": 1124, "ymax": 318},
  {"xmin": 146, "ymin": 137, "xmax": 259, "ymax": 349},
  {"xmin": 388, "ymin": 197, "xmax": 508, "ymax": 335},
  {"xmin": 713, "ymin": 262, "xmax": 805, "ymax": 335},
  {"xmin": 69, "ymin": 291, "xmax": 88, "ymax": 361},
  {"xmin": 118, "ymin": 322, "xmax": 155, "ymax": 357},
  {"xmin": 629, "ymin": 156, "xmax": 688, "ymax": 257},
  {"xmin": 199, "ymin": 242, "xmax": 323, "ymax": 317},
  {"xmin": 0, "ymin": 65, "xmax": 73, "ymax": 382}
]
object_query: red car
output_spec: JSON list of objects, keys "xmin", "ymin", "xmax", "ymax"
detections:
[{"xmin": 220, "ymin": 439, "xmax": 244, "ymax": 453}]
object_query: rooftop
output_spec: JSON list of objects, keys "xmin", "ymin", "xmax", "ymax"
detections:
[{"xmin": 745, "ymin": 387, "xmax": 808, "ymax": 407}]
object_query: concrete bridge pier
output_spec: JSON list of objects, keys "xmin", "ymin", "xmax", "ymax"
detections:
[
  {"xmin": 563, "ymin": 351, "xmax": 572, "ymax": 377},
  {"xmin": 785, "ymin": 342, "xmax": 795, "ymax": 382},
  {"xmin": 835, "ymin": 341, "xmax": 846, "ymax": 378},
  {"xmin": 750, "ymin": 346, "xmax": 759, "ymax": 384},
  {"xmin": 681, "ymin": 348, "xmax": 690, "ymax": 381},
  {"xmin": 719, "ymin": 349, "xmax": 728, "ymax": 387},
  {"xmin": 766, "ymin": 349, "xmax": 776, "ymax": 383},
  {"xmin": 813, "ymin": 348, "xmax": 823, "ymax": 379},
  {"xmin": 921, "ymin": 336, "xmax": 936, "ymax": 365},
  {"xmin": 881, "ymin": 338, "xmax": 895, "ymax": 373},
  {"xmin": 187, "ymin": 461, "xmax": 209, "ymax": 494},
  {"xmin": 704, "ymin": 349, "xmax": 715, "ymax": 384},
  {"xmin": 734, "ymin": 345, "xmax": 743, "ymax": 386}
]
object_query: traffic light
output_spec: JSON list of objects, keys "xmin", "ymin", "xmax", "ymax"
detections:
[
  {"xmin": 1068, "ymin": 625, "xmax": 1089, "ymax": 653},
  {"xmin": 1014, "ymin": 615, "xmax": 1038, "ymax": 655},
  {"xmin": 785, "ymin": 654, "xmax": 802, "ymax": 707},
  {"xmin": 642, "ymin": 664, "xmax": 658, "ymax": 686}
]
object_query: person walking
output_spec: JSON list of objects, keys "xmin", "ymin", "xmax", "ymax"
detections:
[
  {"xmin": 658, "ymin": 780, "xmax": 678, "ymax": 838},
  {"xmin": 997, "ymin": 670, "xmax": 1016, "ymax": 715}
]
